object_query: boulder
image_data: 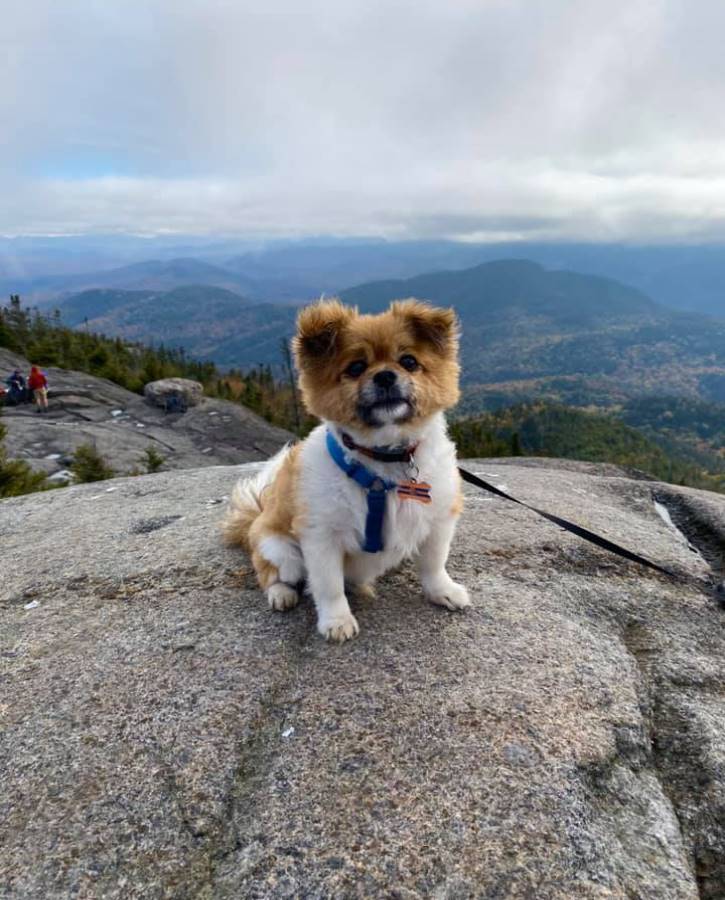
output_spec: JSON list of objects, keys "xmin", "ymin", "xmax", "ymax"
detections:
[
  {"xmin": 143, "ymin": 377, "xmax": 204, "ymax": 410},
  {"xmin": 1, "ymin": 458, "xmax": 725, "ymax": 898}
]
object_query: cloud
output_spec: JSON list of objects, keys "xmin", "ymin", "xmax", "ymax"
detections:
[{"xmin": 3, "ymin": 0, "xmax": 725, "ymax": 240}]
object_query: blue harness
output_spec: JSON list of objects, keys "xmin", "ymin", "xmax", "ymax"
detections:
[{"xmin": 326, "ymin": 430, "xmax": 399, "ymax": 553}]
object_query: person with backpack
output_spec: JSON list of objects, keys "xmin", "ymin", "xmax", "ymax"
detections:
[
  {"xmin": 28, "ymin": 366, "xmax": 49, "ymax": 413},
  {"xmin": 4, "ymin": 369, "xmax": 26, "ymax": 406}
]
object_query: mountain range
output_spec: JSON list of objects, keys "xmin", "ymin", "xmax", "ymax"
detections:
[
  {"xmin": 61, "ymin": 285, "xmax": 294, "ymax": 365},
  {"xmin": 54, "ymin": 259, "xmax": 725, "ymax": 413},
  {"xmin": 3, "ymin": 235, "xmax": 725, "ymax": 316},
  {"xmin": 341, "ymin": 259, "xmax": 725, "ymax": 406},
  {"xmin": 5, "ymin": 252, "xmax": 725, "ymax": 482}
]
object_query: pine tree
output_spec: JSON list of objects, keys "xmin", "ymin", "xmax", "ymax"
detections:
[
  {"xmin": 71, "ymin": 443, "xmax": 115, "ymax": 482},
  {"xmin": 0, "ymin": 418, "xmax": 47, "ymax": 497}
]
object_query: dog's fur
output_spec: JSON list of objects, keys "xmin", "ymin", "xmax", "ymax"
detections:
[{"xmin": 223, "ymin": 298, "xmax": 470, "ymax": 641}]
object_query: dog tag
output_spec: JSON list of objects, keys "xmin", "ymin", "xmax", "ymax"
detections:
[{"xmin": 397, "ymin": 480, "xmax": 432, "ymax": 504}]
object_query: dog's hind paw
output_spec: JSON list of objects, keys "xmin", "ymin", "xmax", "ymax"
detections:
[
  {"xmin": 425, "ymin": 579, "xmax": 471, "ymax": 611},
  {"xmin": 267, "ymin": 582, "xmax": 299, "ymax": 611}
]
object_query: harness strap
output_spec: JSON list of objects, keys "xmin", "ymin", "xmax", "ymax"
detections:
[
  {"xmin": 458, "ymin": 466, "xmax": 678, "ymax": 579},
  {"xmin": 326, "ymin": 430, "xmax": 397, "ymax": 553}
]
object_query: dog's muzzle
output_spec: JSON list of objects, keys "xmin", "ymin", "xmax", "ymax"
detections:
[{"xmin": 357, "ymin": 371, "xmax": 414, "ymax": 425}]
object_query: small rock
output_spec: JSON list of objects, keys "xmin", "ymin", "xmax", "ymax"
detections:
[
  {"xmin": 503, "ymin": 742, "xmax": 539, "ymax": 767},
  {"xmin": 47, "ymin": 469, "xmax": 74, "ymax": 484}
]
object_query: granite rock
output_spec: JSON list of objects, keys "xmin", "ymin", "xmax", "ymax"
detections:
[
  {"xmin": 0, "ymin": 348, "xmax": 292, "ymax": 477},
  {"xmin": 143, "ymin": 378, "xmax": 205, "ymax": 409},
  {"xmin": 1, "ymin": 459, "xmax": 725, "ymax": 899}
]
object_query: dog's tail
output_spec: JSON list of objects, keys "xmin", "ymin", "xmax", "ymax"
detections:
[{"xmin": 222, "ymin": 445, "xmax": 292, "ymax": 549}]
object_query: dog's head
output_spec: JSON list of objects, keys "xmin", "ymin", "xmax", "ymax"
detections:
[{"xmin": 292, "ymin": 298, "xmax": 460, "ymax": 432}]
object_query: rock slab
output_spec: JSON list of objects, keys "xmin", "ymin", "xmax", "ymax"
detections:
[
  {"xmin": 0, "ymin": 348, "xmax": 292, "ymax": 477},
  {"xmin": 1, "ymin": 459, "xmax": 725, "ymax": 899}
]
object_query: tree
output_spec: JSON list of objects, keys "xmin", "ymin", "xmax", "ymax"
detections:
[
  {"xmin": 0, "ymin": 418, "xmax": 47, "ymax": 497},
  {"xmin": 71, "ymin": 443, "xmax": 115, "ymax": 482},
  {"xmin": 280, "ymin": 336, "xmax": 301, "ymax": 433},
  {"xmin": 142, "ymin": 446, "xmax": 165, "ymax": 473}
]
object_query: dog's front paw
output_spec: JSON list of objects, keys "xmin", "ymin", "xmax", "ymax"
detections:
[
  {"xmin": 425, "ymin": 578, "xmax": 471, "ymax": 611},
  {"xmin": 267, "ymin": 582, "xmax": 299, "ymax": 611},
  {"xmin": 318, "ymin": 611, "xmax": 360, "ymax": 643}
]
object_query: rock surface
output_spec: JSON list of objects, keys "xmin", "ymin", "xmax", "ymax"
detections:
[
  {"xmin": 0, "ymin": 348, "xmax": 292, "ymax": 476},
  {"xmin": 2, "ymin": 458, "xmax": 725, "ymax": 899},
  {"xmin": 143, "ymin": 377, "xmax": 205, "ymax": 409}
]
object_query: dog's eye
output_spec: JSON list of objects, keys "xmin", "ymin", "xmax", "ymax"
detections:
[
  {"xmin": 345, "ymin": 359, "xmax": 368, "ymax": 378},
  {"xmin": 399, "ymin": 354, "xmax": 419, "ymax": 372}
]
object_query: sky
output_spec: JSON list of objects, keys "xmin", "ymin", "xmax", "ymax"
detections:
[{"xmin": 4, "ymin": 0, "xmax": 725, "ymax": 242}]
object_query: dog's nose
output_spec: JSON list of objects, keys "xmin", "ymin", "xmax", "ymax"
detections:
[{"xmin": 373, "ymin": 370, "xmax": 397, "ymax": 389}]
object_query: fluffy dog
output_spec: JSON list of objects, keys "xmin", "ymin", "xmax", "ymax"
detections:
[{"xmin": 223, "ymin": 298, "xmax": 470, "ymax": 641}]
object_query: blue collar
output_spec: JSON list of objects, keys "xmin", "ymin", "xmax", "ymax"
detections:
[{"xmin": 326, "ymin": 430, "xmax": 397, "ymax": 553}]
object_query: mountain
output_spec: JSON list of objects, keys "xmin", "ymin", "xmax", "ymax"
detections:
[
  {"xmin": 84, "ymin": 257, "xmax": 259, "ymax": 293},
  {"xmin": 7, "ymin": 257, "xmax": 261, "ymax": 305},
  {"xmin": 343, "ymin": 258, "xmax": 658, "ymax": 321},
  {"xmin": 341, "ymin": 259, "xmax": 725, "ymax": 410},
  {"xmin": 59, "ymin": 288, "xmax": 155, "ymax": 326},
  {"xmin": 59, "ymin": 285, "xmax": 284, "ymax": 360},
  {"xmin": 223, "ymin": 239, "xmax": 491, "ymax": 302},
  {"xmin": 58, "ymin": 260, "xmax": 725, "ymax": 414},
  {"xmin": 5, "ymin": 235, "xmax": 725, "ymax": 315}
]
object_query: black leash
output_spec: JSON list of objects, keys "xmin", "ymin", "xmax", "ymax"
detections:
[{"xmin": 458, "ymin": 465, "xmax": 680, "ymax": 580}]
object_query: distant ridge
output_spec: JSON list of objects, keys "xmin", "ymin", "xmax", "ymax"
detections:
[
  {"xmin": 24, "ymin": 257, "xmax": 261, "ymax": 304},
  {"xmin": 55, "ymin": 260, "xmax": 725, "ymax": 416},
  {"xmin": 59, "ymin": 284, "xmax": 280, "ymax": 361},
  {"xmin": 342, "ymin": 258, "xmax": 659, "ymax": 323},
  {"xmin": 4, "ymin": 237, "xmax": 725, "ymax": 315},
  {"xmin": 337, "ymin": 258, "xmax": 723, "ymax": 398}
]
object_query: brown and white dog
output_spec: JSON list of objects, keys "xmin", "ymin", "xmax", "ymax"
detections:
[{"xmin": 223, "ymin": 298, "xmax": 470, "ymax": 641}]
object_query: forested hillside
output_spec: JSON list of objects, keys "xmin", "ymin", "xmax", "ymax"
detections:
[
  {"xmin": 2, "ymin": 294, "xmax": 722, "ymax": 496},
  {"xmin": 450, "ymin": 403, "xmax": 725, "ymax": 494},
  {"xmin": 0, "ymin": 296, "xmax": 307, "ymax": 433},
  {"xmin": 342, "ymin": 260, "xmax": 725, "ymax": 406}
]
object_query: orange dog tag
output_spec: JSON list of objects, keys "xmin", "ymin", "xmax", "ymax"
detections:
[{"xmin": 397, "ymin": 481, "xmax": 432, "ymax": 504}]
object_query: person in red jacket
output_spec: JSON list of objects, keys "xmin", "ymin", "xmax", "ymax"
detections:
[{"xmin": 28, "ymin": 365, "xmax": 49, "ymax": 413}]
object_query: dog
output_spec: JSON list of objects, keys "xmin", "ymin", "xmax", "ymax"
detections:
[{"xmin": 223, "ymin": 298, "xmax": 470, "ymax": 641}]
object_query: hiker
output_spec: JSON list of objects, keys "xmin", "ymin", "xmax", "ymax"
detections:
[
  {"xmin": 28, "ymin": 366, "xmax": 49, "ymax": 413},
  {"xmin": 4, "ymin": 369, "xmax": 26, "ymax": 406}
]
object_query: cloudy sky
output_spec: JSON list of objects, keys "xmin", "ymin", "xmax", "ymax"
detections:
[{"xmin": 4, "ymin": 0, "xmax": 725, "ymax": 241}]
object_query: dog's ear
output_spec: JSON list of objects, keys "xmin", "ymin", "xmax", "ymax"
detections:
[
  {"xmin": 392, "ymin": 299, "xmax": 458, "ymax": 354},
  {"xmin": 293, "ymin": 299, "xmax": 356, "ymax": 366}
]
